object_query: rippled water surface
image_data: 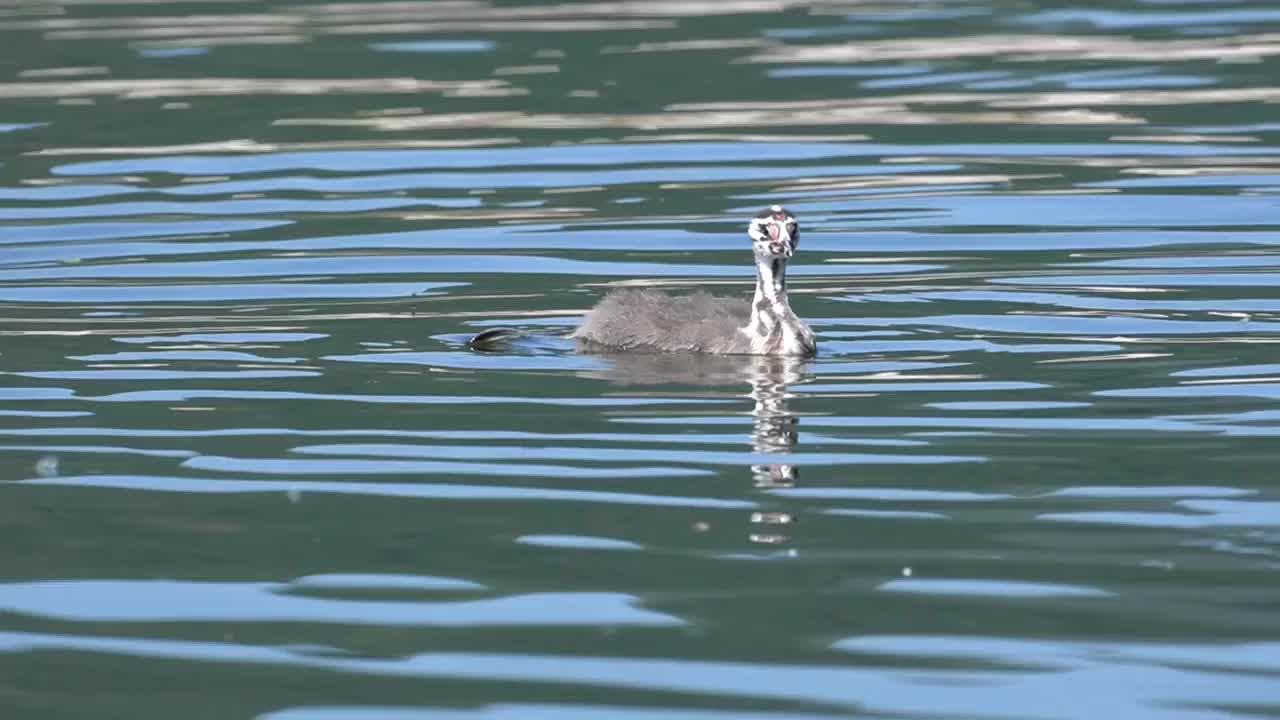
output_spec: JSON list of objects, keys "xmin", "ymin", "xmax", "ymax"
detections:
[{"xmin": 4, "ymin": 1, "xmax": 1280, "ymax": 717}]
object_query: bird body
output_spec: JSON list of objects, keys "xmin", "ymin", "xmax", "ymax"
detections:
[
  {"xmin": 572, "ymin": 206, "xmax": 816, "ymax": 357},
  {"xmin": 573, "ymin": 289, "xmax": 752, "ymax": 354},
  {"xmin": 469, "ymin": 206, "xmax": 817, "ymax": 357}
]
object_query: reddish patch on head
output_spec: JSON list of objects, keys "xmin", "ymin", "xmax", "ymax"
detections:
[{"xmin": 772, "ymin": 212, "xmax": 786, "ymax": 221}]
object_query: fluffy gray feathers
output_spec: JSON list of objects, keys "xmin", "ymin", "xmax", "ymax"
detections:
[
  {"xmin": 572, "ymin": 289, "xmax": 754, "ymax": 354},
  {"xmin": 485, "ymin": 206, "xmax": 815, "ymax": 357}
]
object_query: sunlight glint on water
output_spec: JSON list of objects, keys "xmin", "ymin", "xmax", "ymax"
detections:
[{"xmin": 2, "ymin": 1, "xmax": 1279, "ymax": 718}]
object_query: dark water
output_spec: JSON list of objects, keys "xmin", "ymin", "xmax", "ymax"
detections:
[{"xmin": 3, "ymin": 1, "xmax": 1280, "ymax": 717}]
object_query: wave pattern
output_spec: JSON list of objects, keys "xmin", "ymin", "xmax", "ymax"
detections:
[{"xmin": 2, "ymin": 1, "xmax": 1279, "ymax": 718}]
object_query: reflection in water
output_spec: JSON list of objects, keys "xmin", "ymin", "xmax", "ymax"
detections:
[
  {"xmin": 5, "ymin": 0, "xmax": 1280, "ymax": 716},
  {"xmin": 588, "ymin": 352, "xmax": 808, "ymax": 545},
  {"xmin": 744, "ymin": 356, "xmax": 802, "ymax": 488},
  {"xmin": 745, "ymin": 356, "xmax": 804, "ymax": 545}
]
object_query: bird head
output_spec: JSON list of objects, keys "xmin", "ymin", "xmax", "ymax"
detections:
[{"xmin": 748, "ymin": 205, "xmax": 799, "ymax": 261}]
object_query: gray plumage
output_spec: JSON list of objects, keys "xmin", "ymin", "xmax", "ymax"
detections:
[
  {"xmin": 573, "ymin": 289, "xmax": 753, "ymax": 354},
  {"xmin": 470, "ymin": 206, "xmax": 817, "ymax": 357},
  {"xmin": 571, "ymin": 205, "xmax": 816, "ymax": 357}
]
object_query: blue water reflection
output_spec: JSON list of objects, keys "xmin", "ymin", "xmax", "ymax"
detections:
[{"xmin": 2, "ymin": 0, "xmax": 1280, "ymax": 717}]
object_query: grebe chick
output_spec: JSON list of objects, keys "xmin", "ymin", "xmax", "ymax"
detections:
[{"xmin": 572, "ymin": 206, "xmax": 816, "ymax": 357}]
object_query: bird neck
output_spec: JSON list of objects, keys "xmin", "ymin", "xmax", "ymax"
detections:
[
  {"xmin": 743, "ymin": 255, "xmax": 813, "ymax": 357},
  {"xmin": 751, "ymin": 256, "xmax": 792, "ymax": 318}
]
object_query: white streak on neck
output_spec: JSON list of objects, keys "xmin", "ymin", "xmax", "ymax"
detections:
[
  {"xmin": 742, "ymin": 255, "xmax": 815, "ymax": 355},
  {"xmin": 744, "ymin": 256, "xmax": 791, "ymax": 344},
  {"xmin": 754, "ymin": 256, "xmax": 786, "ymax": 304}
]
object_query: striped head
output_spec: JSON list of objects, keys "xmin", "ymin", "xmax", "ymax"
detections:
[{"xmin": 748, "ymin": 205, "xmax": 799, "ymax": 260}]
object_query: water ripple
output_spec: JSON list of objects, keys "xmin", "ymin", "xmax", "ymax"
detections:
[{"xmin": 3, "ymin": 0, "xmax": 1280, "ymax": 716}]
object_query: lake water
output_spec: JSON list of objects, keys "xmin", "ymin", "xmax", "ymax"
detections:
[{"xmin": 3, "ymin": 1, "xmax": 1280, "ymax": 717}]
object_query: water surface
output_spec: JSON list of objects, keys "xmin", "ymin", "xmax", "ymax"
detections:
[{"xmin": 3, "ymin": 1, "xmax": 1280, "ymax": 718}]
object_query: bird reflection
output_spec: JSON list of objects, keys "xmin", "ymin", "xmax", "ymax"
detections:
[
  {"xmin": 584, "ymin": 352, "xmax": 808, "ymax": 546},
  {"xmin": 745, "ymin": 355, "xmax": 803, "ymax": 489}
]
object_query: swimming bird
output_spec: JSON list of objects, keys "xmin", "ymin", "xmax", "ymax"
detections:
[{"xmin": 572, "ymin": 205, "xmax": 816, "ymax": 357}]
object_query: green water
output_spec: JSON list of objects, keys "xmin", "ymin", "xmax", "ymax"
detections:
[{"xmin": 3, "ymin": 1, "xmax": 1280, "ymax": 718}]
